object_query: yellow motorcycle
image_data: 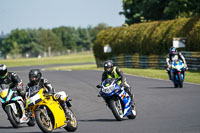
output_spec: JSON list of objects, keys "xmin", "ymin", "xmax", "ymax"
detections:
[{"xmin": 26, "ymin": 86, "xmax": 78, "ymax": 133}]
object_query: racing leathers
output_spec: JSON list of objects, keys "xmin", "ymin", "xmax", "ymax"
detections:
[
  {"xmin": 101, "ymin": 66, "xmax": 134, "ymax": 104},
  {"xmin": 0, "ymin": 72, "xmax": 24, "ymax": 99},
  {"xmin": 166, "ymin": 52, "xmax": 187, "ymax": 80},
  {"xmin": 26, "ymin": 77, "xmax": 69, "ymax": 118}
]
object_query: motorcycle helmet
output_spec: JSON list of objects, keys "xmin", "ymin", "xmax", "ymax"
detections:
[
  {"xmin": 0, "ymin": 64, "xmax": 8, "ymax": 79},
  {"xmin": 169, "ymin": 47, "xmax": 177, "ymax": 54},
  {"xmin": 29, "ymin": 69, "xmax": 42, "ymax": 85},
  {"xmin": 104, "ymin": 60, "xmax": 114, "ymax": 73}
]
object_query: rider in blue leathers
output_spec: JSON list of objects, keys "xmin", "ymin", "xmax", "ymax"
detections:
[{"xmin": 166, "ymin": 47, "xmax": 188, "ymax": 80}]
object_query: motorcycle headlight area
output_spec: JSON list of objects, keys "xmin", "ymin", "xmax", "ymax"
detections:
[
  {"xmin": 102, "ymin": 85, "xmax": 115, "ymax": 94},
  {"xmin": 173, "ymin": 64, "xmax": 183, "ymax": 71},
  {"xmin": 27, "ymin": 94, "xmax": 42, "ymax": 107},
  {"xmin": 176, "ymin": 65, "xmax": 182, "ymax": 70}
]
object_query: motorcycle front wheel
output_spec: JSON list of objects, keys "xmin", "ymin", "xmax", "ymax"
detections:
[
  {"xmin": 64, "ymin": 108, "xmax": 78, "ymax": 132},
  {"xmin": 108, "ymin": 99, "xmax": 123, "ymax": 121},
  {"xmin": 35, "ymin": 107, "xmax": 53, "ymax": 133},
  {"xmin": 178, "ymin": 73, "xmax": 183, "ymax": 88},
  {"xmin": 5, "ymin": 105, "xmax": 20, "ymax": 128}
]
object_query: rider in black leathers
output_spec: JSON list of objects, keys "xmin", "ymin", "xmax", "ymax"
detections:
[
  {"xmin": 26, "ymin": 69, "xmax": 70, "ymax": 119},
  {"xmin": 0, "ymin": 64, "xmax": 25, "ymax": 99}
]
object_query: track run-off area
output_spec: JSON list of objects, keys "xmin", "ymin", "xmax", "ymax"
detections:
[{"xmin": 0, "ymin": 65, "xmax": 200, "ymax": 133}]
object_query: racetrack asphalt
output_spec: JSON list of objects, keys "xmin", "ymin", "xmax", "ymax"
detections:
[{"xmin": 0, "ymin": 65, "xmax": 200, "ymax": 133}]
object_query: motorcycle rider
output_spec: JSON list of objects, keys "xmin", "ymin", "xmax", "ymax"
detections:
[
  {"xmin": 0, "ymin": 64, "xmax": 25, "ymax": 99},
  {"xmin": 26, "ymin": 69, "xmax": 70, "ymax": 119},
  {"xmin": 101, "ymin": 60, "xmax": 135, "ymax": 106},
  {"xmin": 166, "ymin": 47, "xmax": 188, "ymax": 80}
]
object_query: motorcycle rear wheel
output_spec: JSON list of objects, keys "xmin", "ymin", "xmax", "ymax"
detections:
[
  {"xmin": 174, "ymin": 83, "xmax": 178, "ymax": 88},
  {"xmin": 27, "ymin": 117, "xmax": 35, "ymax": 127},
  {"xmin": 127, "ymin": 105, "xmax": 137, "ymax": 119},
  {"xmin": 35, "ymin": 108, "xmax": 53, "ymax": 133},
  {"xmin": 64, "ymin": 108, "xmax": 78, "ymax": 132}
]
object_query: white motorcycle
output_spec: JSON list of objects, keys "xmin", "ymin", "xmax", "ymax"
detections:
[{"xmin": 0, "ymin": 84, "xmax": 35, "ymax": 128}]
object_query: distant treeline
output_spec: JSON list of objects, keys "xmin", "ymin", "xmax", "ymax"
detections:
[
  {"xmin": 0, "ymin": 23, "xmax": 109, "ymax": 58},
  {"xmin": 93, "ymin": 17, "xmax": 200, "ymax": 60}
]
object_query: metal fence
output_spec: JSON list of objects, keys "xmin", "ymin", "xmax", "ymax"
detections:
[{"xmin": 96, "ymin": 52, "xmax": 200, "ymax": 71}]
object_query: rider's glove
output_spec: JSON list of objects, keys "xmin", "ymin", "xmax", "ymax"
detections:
[
  {"xmin": 54, "ymin": 93, "xmax": 61, "ymax": 100},
  {"xmin": 167, "ymin": 65, "xmax": 171, "ymax": 71},
  {"xmin": 120, "ymin": 83, "xmax": 124, "ymax": 88},
  {"xmin": 96, "ymin": 84, "xmax": 102, "ymax": 88},
  {"xmin": 184, "ymin": 65, "xmax": 188, "ymax": 70}
]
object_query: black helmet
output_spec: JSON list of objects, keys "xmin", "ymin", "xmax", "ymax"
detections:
[
  {"xmin": 104, "ymin": 60, "xmax": 114, "ymax": 73},
  {"xmin": 169, "ymin": 47, "xmax": 177, "ymax": 54},
  {"xmin": 0, "ymin": 64, "xmax": 8, "ymax": 79},
  {"xmin": 29, "ymin": 69, "xmax": 42, "ymax": 85}
]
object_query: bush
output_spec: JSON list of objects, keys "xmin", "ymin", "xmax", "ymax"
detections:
[{"xmin": 93, "ymin": 17, "xmax": 200, "ymax": 60}]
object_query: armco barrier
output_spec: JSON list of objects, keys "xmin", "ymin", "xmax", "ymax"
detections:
[{"xmin": 96, "ymin": 52, "xmax": 200, "ymax": 70}]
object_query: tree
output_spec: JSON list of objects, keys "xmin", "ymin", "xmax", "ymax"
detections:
[
  {"xmin": 87, "ymin": 23, "xmax": 110, "ymax": 42},
  {"xmin": 8, "ymin": 41, "xmax": 21, "ymax": 58},
  {"xmin": 39, "ymin": 29, "xmax": 63, "ymax": 53},
  {"xmin": 76, "ymin": 27, "xmax": 92, "ymax": 51},
  {"xmin": 52, "ymin": 26, "xmax": 79, "ymax": 50},
  {"xmin": 120, "ymin": 0, "xmax": 200, "ymax": 24},
  {"xmin": 23, "ymin": 42, "xmax": 44, "ymax": 57}
]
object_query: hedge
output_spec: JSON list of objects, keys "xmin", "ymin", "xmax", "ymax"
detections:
[{"xmin": 93, "ymin": 17, "xmax": 200, "ymax": 60}]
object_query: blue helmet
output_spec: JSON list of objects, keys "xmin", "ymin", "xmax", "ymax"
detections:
[{"xmin": 169, "ymin": 47, "xmax": 177, "ymax": 54}]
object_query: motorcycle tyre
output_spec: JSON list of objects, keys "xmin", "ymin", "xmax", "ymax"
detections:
[
  {"xmin": 27, "ymin": 117, "xmax": 35, "ymax": 127},
  {"xmin": 6, "ymin": 105, "xmax": 20, "ymax": 128},
  {"xmin": 108, "ymin": 99, "xmax": 123, "ymax": 121},
  {"xmin": 178, "ymin": 73, "xmax": 183, "ymax": 88},
  {"xmin": 64, "ymin": 108, "xmax": 78, "ymax": 132},
  {"xmin": 127, "ymin": 105, "xmax": 136, "ymax": 119},
  {"xmin": 35, "ymin": 108, "xmax": 53, "ymax": 133}
]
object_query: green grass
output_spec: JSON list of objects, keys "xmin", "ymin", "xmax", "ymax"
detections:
[
  {"xmin": 122, "ymin": 68, "xmax": 200, "ymax": 84},
  {"xmin": 1, "ymin": 52, "xmax": 95, "ymax": 67},
  {"xmin": 47, "ymin": 64, "xmax": 200, "ymax": 84},
  {"xmin": 46, "ymin": 64, "xmax": 98, "ymax": 71},
  {"xmin": 1, "ymin": 52, "xmax": 199, "ymax": 84}
]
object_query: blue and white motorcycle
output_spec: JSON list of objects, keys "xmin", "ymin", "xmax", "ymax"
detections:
[
  {"xmin": 97, "ymin": 78, "xmax": 136, "ymax": 121},
  {"xmin": 0, "ymin": 84, "xmax": 35, "ymax": 128},
  {"xmin": 171, "ymin": 60, "xmax": 186, "ymax": 88}
]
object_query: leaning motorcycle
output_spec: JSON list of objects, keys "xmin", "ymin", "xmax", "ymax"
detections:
[
  {"xmin": 170, "ymin": 60, "xmax": 186, "ymax": 88},
  {"xmin": 97, "ymin": 78, "xmax": 136, "ymax": 121},
  {"xmin": 26, "ymin": 85, "xmax": 78, "ymax": 133},
  {"xmin": 0, "ymin": 84, "xmax": 35, "ymax": 128}
]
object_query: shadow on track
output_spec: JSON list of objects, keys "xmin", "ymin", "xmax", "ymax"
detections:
[
  {"xmin": 15, "ymin": 132, "xmax": 41, "ymax": 133},
  {"xmin": 79, "ymin": 119, "xmax": 118, "ymax": 122},
  {"xmin": 0, "ymin": 126, "xmax": 27, "ymax": 129},
  {"xmin": 0, "ymin": 126, "xmax": 14, "ymax": 129},
  {"xmin": 15, "ymin": 131, "xmax": 66, "ymax": 133},
  {"xmin": 148, "ymin": 87, "xmax": 177, "ymax": 89}
]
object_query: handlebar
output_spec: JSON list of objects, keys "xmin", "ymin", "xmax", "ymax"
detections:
[{"xmin": 96, "ymin": 84, "xmax": 102, "ymax": 88}]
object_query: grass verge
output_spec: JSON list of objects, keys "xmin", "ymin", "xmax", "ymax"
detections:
[
  {"xmin": 1, "ymin": 52, "xmax": 95, "ymax": 67},
  {"xmin": 47, "ymin": 64, "xmax": 200, "ymax": 84},
  {"xmin": 46, "ymin": 64, "xmax": 98, "ymax": 71}
]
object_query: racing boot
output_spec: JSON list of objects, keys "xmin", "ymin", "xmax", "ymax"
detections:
[{"xmin": 124, "ymin": 86, "xmax": 134, "ymax": 104}]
